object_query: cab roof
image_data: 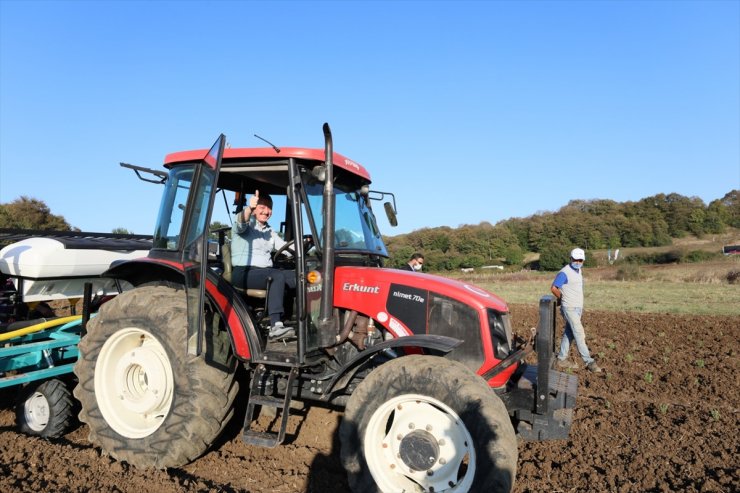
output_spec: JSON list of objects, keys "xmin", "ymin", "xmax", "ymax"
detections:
[{"xmin": 164, "ymin": 147, "xmax": 371, "ymax": 182}]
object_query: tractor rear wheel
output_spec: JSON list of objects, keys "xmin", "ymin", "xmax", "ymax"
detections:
[
  {"xmin": 15, "ymin": 378, "xmax": 74, "ymax": 438},
  {"xmin": 73, "ymin": 285, "xmax": 238, "ymax": 468},
  {"xmin": 340, "ymin": 355, "xmax": 517, "ymax": 493}
]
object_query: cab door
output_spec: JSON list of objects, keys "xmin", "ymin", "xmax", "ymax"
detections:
[{"xmin": 182, "ymin": 134, "xmax": 225, "ymax": 355}]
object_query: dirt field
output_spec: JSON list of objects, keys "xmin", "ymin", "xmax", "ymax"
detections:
[{"xmin": 1, "ymin": 306, "xmax": 737, "ymax": 493}]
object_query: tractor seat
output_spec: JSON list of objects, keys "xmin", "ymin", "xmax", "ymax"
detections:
[{"xmin": 221, "ymin": 242, "xmax": 268, "ymax": 299}]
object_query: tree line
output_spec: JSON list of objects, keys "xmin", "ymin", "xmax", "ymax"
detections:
[
  {"xmin": 384, "ymin": 190, "xmax": 739, "ymax": 271},
  {"xmin": 0, "ymin": 197, "xmax": 138, "ymax": 238},
  {"xmin": 3, "ymin": 191, "xmax": 738, "ymax": 271}
]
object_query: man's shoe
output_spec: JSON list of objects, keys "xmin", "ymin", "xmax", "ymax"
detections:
[
  {"xmin": 556, "ymin": 358, "xmax": 577, "ymax": 369},
  {"xmin": 273, "ymin": 328, "xmax": 296, "ymax": 340},
  {"xmin": 587, "ymin": 362, "xmax": 603, "ymax": 373},
  {"xmin": 268, "ymin": 322, "xmax": 294, "ymax": 339}
]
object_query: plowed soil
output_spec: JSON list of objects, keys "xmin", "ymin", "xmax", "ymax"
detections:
[{"xmin": 1, "ymin": 307, "xmax": 738, "ymax": 492}]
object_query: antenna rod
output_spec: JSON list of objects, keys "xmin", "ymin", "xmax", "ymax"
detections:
[{"xmin": 254, "ymin": 134, "xmax": 280, "ymax": 153}]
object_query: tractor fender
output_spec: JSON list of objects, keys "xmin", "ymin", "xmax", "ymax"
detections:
[
  {"xmin": 322, "ymin": 334, "xmax": 462, "ymax": 398},
  {"xmin": 101, "ymin": 259, "xmax": 259, "ymax": 361},
  {"xmin": 103, "ymin": 258, "xmax": 185, "ymax": 287}
]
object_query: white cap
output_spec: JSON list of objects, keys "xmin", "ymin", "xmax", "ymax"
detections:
[{"xmin": 570, "ymin": 248, "xmax": 586, "ymax": 260}]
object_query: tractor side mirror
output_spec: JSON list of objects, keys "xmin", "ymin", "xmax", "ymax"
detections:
[{"xmin": 384, "ymin": 202, "xmax": 398, "ymax": 227}]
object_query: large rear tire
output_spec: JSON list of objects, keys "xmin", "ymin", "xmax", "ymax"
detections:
[
  {"xmin": 15, "ymin": 378, "xmax": 74, "ymax": 438},
  {"xmin": 340, "ymin": 355, "xmax": 518, "ymax": 493},
  {"xmin": 73, "ymin": 285, "xmax": 238, "ymax": 468}
]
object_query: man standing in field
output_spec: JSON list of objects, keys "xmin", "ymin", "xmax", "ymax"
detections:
[{"xmin": 551, "ymin": 248, "xmax": 602, "ymax": 373}]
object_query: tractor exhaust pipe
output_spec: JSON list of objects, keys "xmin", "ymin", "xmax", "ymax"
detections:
[{"xmin": 317, "ymin": 122, "xmax": 338, "ymax": 346}]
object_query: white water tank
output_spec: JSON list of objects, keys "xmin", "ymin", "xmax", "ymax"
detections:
[
  {"xmin": 0, "ymin": 237, "xmax": 148, "ymax": 278},
  {"xmin": 0, "ymin": 237, "xmax": 149, "ymax": 302}
]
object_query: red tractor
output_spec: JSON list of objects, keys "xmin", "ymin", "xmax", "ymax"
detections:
[{"xmin": 73, "ymin": 124, "xmax": 577, "ymax": 492}]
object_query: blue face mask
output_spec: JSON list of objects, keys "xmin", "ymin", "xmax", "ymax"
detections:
[{"xmin": 571, "ymin": 262, "xmax": 582, "ymax": 271}]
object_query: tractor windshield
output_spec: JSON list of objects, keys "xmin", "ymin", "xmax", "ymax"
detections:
[{"xmin": 303, "ymin": 180, "xmax": 388, "ymax": 257}]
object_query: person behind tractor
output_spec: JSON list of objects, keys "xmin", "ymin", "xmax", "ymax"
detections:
[
  {"xmin": 231, "ymin": 190, "xmax": 295, "ymax": 339},
  {"xmin": 401, "ymin": 252, "xmax": 425, "ymax": 272},
  {"xmin": 550, "ymin": 248, "xmax": 602, "ymax": 373}
]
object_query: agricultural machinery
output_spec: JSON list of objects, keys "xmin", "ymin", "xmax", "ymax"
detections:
[
  {"xmin": 5, "ymin": 123, "xmax": 578, "ymax": 492},
  {"xmin": 0, "ymin": 231, "xmax": 150, "ymax": 437}
]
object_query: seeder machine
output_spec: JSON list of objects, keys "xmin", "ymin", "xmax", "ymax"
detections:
[{"xmin": 0, "ymin": 230, "xmax": 150, "ymax": 436}]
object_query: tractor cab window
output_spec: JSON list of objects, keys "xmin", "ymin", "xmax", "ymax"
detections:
[
  {"xmin": 302, "ymin": 181, "xmax": 388, "ymax": 256},
  {"xmin": 153, "ymin": 165, "xmax": 195, "ymax": 250}
]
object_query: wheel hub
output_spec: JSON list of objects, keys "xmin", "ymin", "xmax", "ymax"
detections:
[
  {"xmin": 114, "ymin": 344, "xmax": 171, "ymax": 414},
  {"xmin": 364, "ymin": 394, "xmax": 476, "ymax": 492},
  {"xmin": 24, "ymin": 392, "xmax": 50, "ymax": 431},
  {"xmin": 399, "ymin": 429, "xmax": 440, "ymax": 471},
  {"xmin": 95, "ymin": 327, "xmax": 175, "ymax": 438}
]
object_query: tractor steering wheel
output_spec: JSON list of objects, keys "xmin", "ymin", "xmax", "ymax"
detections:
[
  {"xmin": 271, "ymin": 235, "xmax": 315, "ymax": 264},
  {"xmin": 272, "ymin": 239, "xmax": 296, "ymax": 264}
]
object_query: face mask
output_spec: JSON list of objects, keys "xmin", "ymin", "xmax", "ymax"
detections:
[
  {"xmin": 571, "ymin": 262, "xmax": 582, "ymax": 270},
  {"xmin": 412, "ymin": 263, "xmax": 423, "ymax": 272}
]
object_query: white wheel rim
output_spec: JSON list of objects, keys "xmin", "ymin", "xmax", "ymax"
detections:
[
  {"xmin": 364, "ymin": 394, "xmax": 476, "ymax": 492},
  {"xmin": 24, "ymin": 391, "xmax": 50, "ymax": 432},
  {"xmin": 94, "ymin": 327, "xmax": 175, "ymax": 438}
]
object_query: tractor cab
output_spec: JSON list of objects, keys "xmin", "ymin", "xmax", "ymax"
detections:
[{"xmin": 147, "ymin": 129, "xmax": 399, "ymax": 362}]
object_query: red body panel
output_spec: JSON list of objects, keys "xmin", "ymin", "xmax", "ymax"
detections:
[{"xmin": 332, "ymin": 266, "xmax": 517, "ymax": 386}]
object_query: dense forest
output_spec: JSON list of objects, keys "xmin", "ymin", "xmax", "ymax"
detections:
[{"xmin": 2, "ymin": 190, "xmax": 739, "ymax": 271}]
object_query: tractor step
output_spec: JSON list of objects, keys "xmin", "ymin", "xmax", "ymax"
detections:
[
  {"xmin": 247, "ymin": 394, "xmax": 284, "ymax": 407},
  {"xmin": 241, "ymin": 430, "xmax": 286, "ymax": 448},
  {"xmin": 242, "ymin": 364, "xmax": 299, "ymax": 448}
]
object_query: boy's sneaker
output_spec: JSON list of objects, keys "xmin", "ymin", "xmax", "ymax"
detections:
[
  {"xmin": 556, "ymin": 358, "xmax": 578, "ymax": 369},
  {"xmin": 587, "ymin": 361, "xmax": 603, "ymax": 373},
  {"xmin": 268, "ymin": 322, "xmax": 293, "ymax": 339}
]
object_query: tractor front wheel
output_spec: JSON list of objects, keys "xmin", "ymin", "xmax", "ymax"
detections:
[
  {"xmin": 339, "ymin": 355, "xmax": 518, "ymax": 493},
  {"xmin": 73, "ymin": 285, "xmax": 238, "ymax": 468}
]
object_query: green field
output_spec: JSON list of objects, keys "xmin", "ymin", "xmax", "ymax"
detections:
[{"xmin": 450, "ymin": 257, "xmax": 740, "ymax": 316}]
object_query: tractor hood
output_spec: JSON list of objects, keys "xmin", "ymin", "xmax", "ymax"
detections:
[{"xmin": 333, "ymin": 266, "xmax": 509, "ymax": 337}]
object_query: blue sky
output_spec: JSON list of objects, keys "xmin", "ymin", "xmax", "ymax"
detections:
[{"xmin": 1, "ymin": 0, "xmax": 738, "ymax": 236}]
